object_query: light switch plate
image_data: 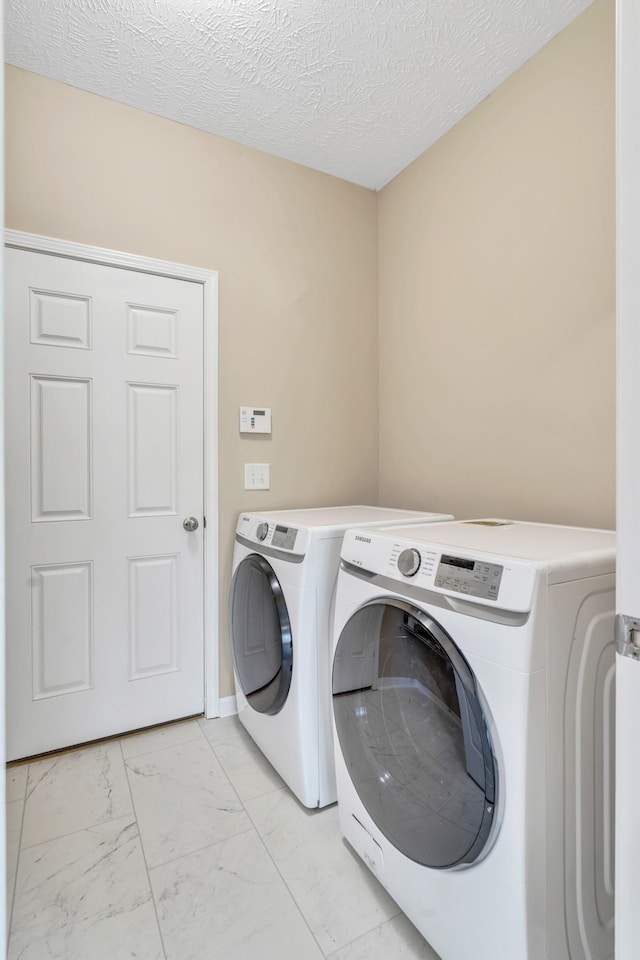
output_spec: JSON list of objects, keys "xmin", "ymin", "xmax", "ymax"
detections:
[{"xmin": 244, "ymin": 463, "xmax": 270, "ymax": 490}]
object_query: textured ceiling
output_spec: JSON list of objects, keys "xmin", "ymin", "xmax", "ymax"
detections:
[{"xmin": 5, "ymin": 0, "xmax": 594, "ymax": 190}]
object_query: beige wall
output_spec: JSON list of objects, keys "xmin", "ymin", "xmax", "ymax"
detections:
[
  {"xmin": 5, "ymin": 66, "xmax": 379, "ymax": 699},
  {"xmin": 378, "ymin": 0, "xmax": 615, "ymax": 529}
]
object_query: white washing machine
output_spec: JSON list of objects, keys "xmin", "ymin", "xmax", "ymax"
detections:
[
  {"xmin": 331, "ymin": 519, "xmax": 615, "ymax": 960},
  {"xmin": 229, "ymin": 505, "xmax": 453, "ymax": 808}
]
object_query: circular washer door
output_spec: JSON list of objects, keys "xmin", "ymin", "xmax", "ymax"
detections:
[
  {"xmin": 230, "ymin": 554, "xmax": 293, "ymax": 715},
  {"xmin": 332, "ymin": 598, "xmax": 497, "ymax": 869}
]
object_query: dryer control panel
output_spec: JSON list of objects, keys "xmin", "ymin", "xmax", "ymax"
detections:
[
  {"xmin": 435, "ymin": 554, "xmax": 504, "ymax": 601},
  {"xmin": 236, "ymin": 514, "xmax": 310, "ymax": 557},
  {"xmin": 340, "ymin": 528, "xmax": 537, "ymax": 613}
]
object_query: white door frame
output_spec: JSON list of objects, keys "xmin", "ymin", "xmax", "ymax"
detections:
[
  {"xmin": 615, "ymin": 1, "xmax": 640, "ymax": 956},
  {"xmin": 4, "ymin": 229, "xmax": 220, "ymax": 719}
]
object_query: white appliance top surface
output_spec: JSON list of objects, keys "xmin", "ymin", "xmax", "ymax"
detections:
[
  {"xmin": 242, "ymin": 505, "xmax": 451, "ymax": 532},
  {"xmin": 361, "ymin": 519, "xmax": 616, "ymax": 564}
]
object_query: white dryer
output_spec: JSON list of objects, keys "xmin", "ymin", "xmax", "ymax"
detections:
[
  {"xmin": 229, "ymin": 506, "xmax": 453, "ymax": 808},
  {"xmin": 331, "ymin": 519, "xmax": 615, "ymax": 960}
]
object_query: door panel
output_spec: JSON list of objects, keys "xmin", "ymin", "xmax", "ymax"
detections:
[
  {"xmin": 29, "ymin": 289, "xmax": 92, "ymax": 349},
  {"xmin": 127, "ymin": 382, "xmax": 179, "ymax": 516},
  {"xmin": 5, "ymin": 247, "xmax": 205, "ymax": 760},
  {"xmin": 31, "ymin": 561, "xmax": 93, "ymax": 698},
  {"xmin": 128, "ymin": 553, "xmax": 179, "ymax": 679},
  {"xmin": 31, "ymin": 375, "xmax": 93, "ymax": 521}
]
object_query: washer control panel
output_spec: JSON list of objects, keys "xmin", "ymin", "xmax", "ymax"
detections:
[
  {"xmin": 339, "ymin": 527, "xmax": 537, "ymax": 613},
  {"xmin": 434, "ymin": 554, "xmax": 503, "ymax": 601}
]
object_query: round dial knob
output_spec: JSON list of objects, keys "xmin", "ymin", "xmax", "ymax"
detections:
[
  {"xmin": 397, "ymin": 548, "xmax": 421, "ymax": 577},
  {"xmin": 256, "ymin": 522, "xmax": 269, "ymax": 542}
]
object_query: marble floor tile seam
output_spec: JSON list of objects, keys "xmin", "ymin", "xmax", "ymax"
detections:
[
  {"xmin": 199, "ymin": 723, "xmax": 249, "ymax": 772},
  {"xmin": 117, "ymin": 738, "xmax": 169, "ymax": 960},
  {"xmin": 207, "ymin": 737, "xmax": 392, "ymax": 957},
  {"xmin": 199, "ymin": 724, "xmax": 351, "ymax": 944},
  {"xmin": 240, "ymin": 799, "xmax": 402, "ymax": 960},
  {"xmin": 207, "ymin": 745, "xmax": 288, "ymax": 804},
  {"xmin": 6, "ymin": 796, "xmax": 26, "ymax": 944},
  {"xmin": 207, "ymin": 734, "xmax": 264, "ymax": 764},
  {"xmin": 120, "ymin": 731, "xmax": 262, "ymax": 871},
  {"xmin": 7, "ymin": 815, "xmax": 167, "ymax": 960},
  {"xmin": 20, "ymin": 741, "xmax": 135, "ymax": 850},
  {"xmin": 6, "ymin": 765, "xmax": 28, "ymax": 804},
  {"xmin": 204, "ymin": 731, "xmax": 264, "ymax": 765},
  {"xmin": 324, "ymin": 921, "xmax": 392, "ymax": 960},
  {"xmin": 197, "ymin": 714, "xmax": 244, "ymax": 739},
  {"xmin": 143, "ymin": 821, "xmax": 259, "ymax": 873},
  {"xmin": 316, "ymin": 902, "xmax": 404, "ymax": 957},
  {"xmin": 123, "ymin": 737, "xmax": 256, "ymax": 870},
  {"xmin": 199, "ymin": 724, "xmax": 270, "ymax": 797},
  {"xmin": 320, "ymin": 916, "xmax": 399, "ymax": 958},
  {"xmin": 18, "ymin": 807, "xmax": 139, "ymax": 853},
  {"xmin": 120, "ymin": 734, "xmax": 206, "ymax": 763},
  {"xmin": 242, "ymin": 790, "xmax": 403, "ymax": 954},
  {"xmin": 239, "ymin": 798, "xmax": 330, "ymax": 959},
  {"xmin": 323, "ymin": 913, "xmax": 441, "ymax": 960},
  {"xmin": 236, "ymin": 781, "xmax": 404, "ymax": 956},
  {"xmin": 196, "ymin": 723, "xmax": 291, "ymax": 805}
]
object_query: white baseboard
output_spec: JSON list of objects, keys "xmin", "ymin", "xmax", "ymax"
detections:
[{"xmin": 217, "ymin": 695, "xmax": 238, "ymax": 718}]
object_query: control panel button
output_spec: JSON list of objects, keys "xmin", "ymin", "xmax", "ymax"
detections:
[
  {"xmin": 398, "ymin": 548, "xmax": 421, "ymax": 577},
  {"xmin": 256, "ymin": 522, "xmax": 269, "ymax": 542}
]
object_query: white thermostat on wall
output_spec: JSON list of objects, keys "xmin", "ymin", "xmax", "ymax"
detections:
[{"xmin": 239, "ymin": 406, "xmax": 272, "ymax": 434}]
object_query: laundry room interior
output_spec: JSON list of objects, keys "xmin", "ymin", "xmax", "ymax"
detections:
[
  {"xmin": 5, "ymin": 0, "xmax": 615, "ymax": 705},
  {"xmin": 4, "ymin": 0, "xmax": 635, "ymax": 957}
]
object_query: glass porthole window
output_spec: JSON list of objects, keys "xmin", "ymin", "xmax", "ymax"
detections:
[
  {"xmin": 230, "ymin": 555, "xmax": 293, "ymax": 715},
  {"xmin": 332, "ymin": 598, "xmax": 497, "ymax": 868}
]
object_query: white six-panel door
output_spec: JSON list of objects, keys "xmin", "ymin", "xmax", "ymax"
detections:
[{"xmin": 5, "ymin": 247, "xmax": 205, "ymax": 760}]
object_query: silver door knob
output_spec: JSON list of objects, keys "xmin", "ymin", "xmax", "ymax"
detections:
[{"xmin": 183, "ymin": 516, "xmax": 199, "ymax": 532}]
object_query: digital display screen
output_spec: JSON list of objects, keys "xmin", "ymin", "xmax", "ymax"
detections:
[
  {"xmin": 441, "ymin": 555, "xmax": 475, "ymax": 571},
  {"xmin": 272, "ymin": 525, "xmax": 298, "ymax": 550},
  {"xmin": 254, "ymin": 410, "xmax": 265, "ymax": 415}
]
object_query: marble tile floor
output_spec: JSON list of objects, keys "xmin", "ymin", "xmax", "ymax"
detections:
[{"xmin": 5, "ymin": 716, "xmax": 441, "ymax": 960}]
